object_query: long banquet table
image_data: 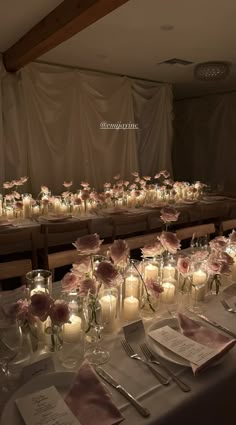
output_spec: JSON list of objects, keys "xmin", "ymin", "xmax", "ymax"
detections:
[
  {"xmin": 1, "ymin": 198, "xmax": 236, "ymax": 256},
  {"xmin": 1, "ymin": 281, "xmax": 236, "ymax": 425}
]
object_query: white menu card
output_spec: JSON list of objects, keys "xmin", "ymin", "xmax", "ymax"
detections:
[
  {"xmin": 149, "ymin": 325, "xmax": 219, "ymax": 366},
  {"xmin": 16, "ymin": 386, "xmax": 81, "ymax": 425}
]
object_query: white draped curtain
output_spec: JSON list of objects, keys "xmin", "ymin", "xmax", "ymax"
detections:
[
  {"xmin": 0, "ymin": 60, "xmax": 173, "ymax": 195},
  {"xmin": 173, "ymin": 92, "xmax": 236, "ymax": 194}
]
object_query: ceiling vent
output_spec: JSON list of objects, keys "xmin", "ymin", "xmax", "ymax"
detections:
[
  {"xmin": 158, "ymin": 58, "xmax": 193, "ymax": 66},
  {"xmin": 194, "ymin": 61, "xmax": 231, "ymax": 81}
]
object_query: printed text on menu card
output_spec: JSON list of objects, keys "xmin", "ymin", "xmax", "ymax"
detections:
[
  {"xmin": 149, "ymin": 326, "xmax": 219, "ymax": 366},
  {"xmin": 16, "ymin": 386, "xmax": 81, "ymax": 425}
]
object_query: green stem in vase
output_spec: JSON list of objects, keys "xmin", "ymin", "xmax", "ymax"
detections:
[{"xmin": 132, "ymin": 261, "xmax": 155, "ymax": 313}]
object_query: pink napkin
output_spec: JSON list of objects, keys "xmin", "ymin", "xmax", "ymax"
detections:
[
  {"xmin": 178, "ymin": 313, "xmax": 236, "ymax": 375},
  {"xmin": 65, "ymin": 360, "xmax": 124, "ymax": 425}
]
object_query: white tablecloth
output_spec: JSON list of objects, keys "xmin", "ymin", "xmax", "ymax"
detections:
[{"xmin": 1, "ymin": 282, "xmax": 236, "ymax": 425}]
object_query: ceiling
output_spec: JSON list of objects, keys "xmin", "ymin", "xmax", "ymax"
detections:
[{"xmin": 1, "ymin": 0, "xmax": 236, "ymax": 98}]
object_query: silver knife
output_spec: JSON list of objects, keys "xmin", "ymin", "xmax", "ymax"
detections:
[
  {"xmin": 96, "ymin": 367, "xmax": 150, "ymax": 418},
  {"xmin": 188, "ymin": 310, "xmax": 236, "ymax": 339}
]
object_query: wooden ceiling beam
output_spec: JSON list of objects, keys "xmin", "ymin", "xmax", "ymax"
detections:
[{"xmin": 3, "ymin": 0, "xmax": 130, "ymax": 72}]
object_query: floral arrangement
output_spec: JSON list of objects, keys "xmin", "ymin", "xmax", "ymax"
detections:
[{"xmin": 0, "ymin": 171, "xmax": 206, "ymax": 219}]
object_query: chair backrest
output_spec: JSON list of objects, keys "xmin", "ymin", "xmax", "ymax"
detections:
[
  {"xmin": 176, "ymin": 223, "xmax": 216, "ymax": 241},
  {"xmin": 0, "ymin": 227, "xmax": 38, "ymax": 268},
  {"xmin": 40, "ymin": 219, "xmax": 91, "ymax": 270},
  {"xmin": 110, "ymin": 213, "xmax": 149, "ymax": 239},
  {"xmin": 0, "ymin": 259, "xmax": 32, "ymax": 280},
  {"xmin": 219, "ymin": 219, "xmax": 236, "ymax": 235}
]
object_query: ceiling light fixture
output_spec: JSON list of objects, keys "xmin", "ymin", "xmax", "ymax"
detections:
[{"xmin": 194, "ymin": 61, "xmax": 231, "ymax": 81}]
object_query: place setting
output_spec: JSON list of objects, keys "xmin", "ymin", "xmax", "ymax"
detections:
[{"xmin": 1, "ymin": 212, "xmax": 236, "ymax": 424}]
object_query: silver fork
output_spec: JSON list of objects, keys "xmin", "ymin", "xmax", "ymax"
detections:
[
  {"xmin": 221, "ymin": 299, "xmax": 236, "ymax": 314},
  {"xmin": 140, "ymin": 343, "xmax": 191, "ymax": 393},
  {"xmin": 121, "ymin": 339, "xmax": 169, "ymax": 386}
]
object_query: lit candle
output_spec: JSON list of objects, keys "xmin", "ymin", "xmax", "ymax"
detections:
[
  {"xmin": 30, "ymin": 273, "xmax": 45, "ymax": 296},
  {"xmin": 192, "ymin": 270, "xmax": 207, "ymax": 285},
  {"xmin": 6, "ymin": 208, "xmax": 14, "ymax": 219},
  {"xmin": 125, "ymin": 275, "xmax": 139, "ymax": 298},
  {"xmin": 144, "ymin": 264, "xmax": 158, "ymax": 281},
  {"xmin": 63, "ymin": 314, "xmax": 82, "ymax": 343},
  {"xmin": 123, "ymin": 296, "xmax": 139, "ymax": 321},
  {"xmin": 161, "ymin": 281, "xmax": 176, "ymax": 304},
  {"xmin": 23, "ymin": 196, "xmax": 32, "ymax": 218},
  {"xmin": 32, "ymin": 205, "xmax": 40, "ymax": 217},
  {"xmin": 100, "ymin": 294, "xmax": 117, "ymax": 327},
  {"xmin": 163, "ymin": 265, "xmax": 175, "ymax": 279}
]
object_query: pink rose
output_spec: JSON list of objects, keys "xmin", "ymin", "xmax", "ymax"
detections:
[
  {"xmin": 207, "ymin": 252, "xmax": 233, "ymax": 275},
  {"xmin": 3, "ymin": 181, "xmax": 15, "ymax": 189},
  {"xmin": 81, "ymin": 191, "xmax": 90, "ymax": 201},
  {"xmin": 96, "ymin": 261, "xmax": 122, "ymax": 287},
  {"xmin": 141, "ymin": 241, "xmax": 165, "ymax": 258},
  {"xmin": 113, "ymin": 174, "xmax": 120, "ymax": 180},
  {"xmin": 146, "ymin": 279, "xmax": 164, "ymax": 297},
  {"xmin": 143, "ymin": 176, "xmax": 151, "ymax": 181},
  {"xmin": 71, "ymin": 255, "xmax": 91, "ymax": 276},
  {"xmin": 159, "ymin": 232, "xmax": 181, "ymax": 254},
  {"xmin": 74, "ymin": 197, "xmax": 82, "ymax": 206},
  {"xmin": 177, "ymin": 256, "xmax": 191, "ymax": 275},
  {"xmin": 81, "ymin": 181, "xmax": 89, "ymax": 187},
  {"xmin": 29, "ymin": 292, "xmax": 53, "ymax": 321},
  {"xmin": 61, "ymin": 273, "xmax": 79, "ymax": 292},
  {"xmin": 160, "ymin": 206, "xmax": 180, "ymax": 223},
  {"xmin": 73, "ymin": 234, "xmax": 103, "ymax": 255},
  {"xmin": 229, "ymin": 230, "xmax": 236, "ymax": 245},
  {"xmin": 209, "ymin": 236, "xmax": 228, "ymax": 251},
  {"xmin": 104, "ymin": 182, "xmax": 111, "ymax": 188},
  {"xmin": 78, "ymin": 278, "xmax": 97, "ymax": 296},
  {"xmin": 14, "ymin": 201, "xmax": 23, "ymax": 210},
  {"xmin": 110, "ymin": 239, "xmax": 129, "ymax": 265},
  {"xmin": 131, "ymin": 171, "xmax": 139, "ymax": 177},
  {"xmin": 50, "ymin": 300, "xmax": 70, "ymax": 326},
  {"xmin": 20, "ymin": 176, "xmax": 28, "ymax": 184},
  {"xmin": 9, "ymin": 299, "xmax": 36, "ymax": 324},
  {"xmin": 41, "ymin": 185, "xmax": 49, "ymax": 194},
  {"xmin": 63, "ymin": 180, "xmax": 73, "ymax": 188}
]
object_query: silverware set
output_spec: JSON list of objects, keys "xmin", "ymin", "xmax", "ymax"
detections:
[
  {"xmin": 121, "ymin": 339, "xmax": 190, "ymax": 392},
  {"xmin": 121, "ymin": 339, "xmax": 169, "ymax": 386}
]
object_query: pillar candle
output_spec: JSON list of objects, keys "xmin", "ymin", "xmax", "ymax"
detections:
[
  {"xmin": 192, "ymin": 270, "xmax": 207, "ymax": 285},
  {"xmin": 63, "ymin": 314, "xmax": 82, "ymax": 343},
  {"xmin": 144, "ymin": 264, "xmax": 158, "ymax": 281},
  {"xmin": 125, "ymin": 275, "xmax": 139, "ymax": 298},
  {"xmin": 161, "ymin": 281, "xmax": 176, "ymax": 304},
  {"xmin": 23, "ymin": 196, "xmax": 32, "ymax": 218},
  {"xmin": 100, "ymin": 294, "xmax": 117, "ymax": 326},
  {"xmin": 163, "ymin": 265, "xmax": 175, "ymax": 279},
  {"xmin": 123, "ymin": 296, "xmax": 139, "ymax": 321}
]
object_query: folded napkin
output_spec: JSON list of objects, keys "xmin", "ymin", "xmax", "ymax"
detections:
[
  {"xmin": 65, "ymin": 360, "xmax": 124, "ymax": 425},
  {"xmin": 178, "ymin": 313, "xmax": 236, "ymax": 375}
]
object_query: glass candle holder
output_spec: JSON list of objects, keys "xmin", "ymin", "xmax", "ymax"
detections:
[
  {"xmin": 99, "ymin": 286, "xmax": 119, "ymax": 333},
  {"xmin": 191, "ymin": 261, "xmax": 208, "ymax": 303},
  {"xmin": 161, "ymin": 278, "xmax": 177, "ymax": 305},
  {"xmin": 26, "ymin": 269, "xmax": 52, "ymax": 296},
  {"xmin": 142, "ymin": 257, "xmax": 160, "ymax": 282},
  {"xmin": 22, "ymin": 194, "xmax": 33, "ymax": 219},
  {"xmin": 162, "ymin": 256, "xmax": 177, "ymax": 281},
  {"xmin": 122, "ymin": 260, "xmax": 141, "ymax": 322}
]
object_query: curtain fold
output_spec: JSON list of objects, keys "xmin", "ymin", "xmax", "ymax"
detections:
[
  {"xmin": 173, "ymin": 93, "xmax": 236, "ymax": 194},
  {"xmin": 0, "ymin": 60, "xmax": 172, "ymax": 195}
]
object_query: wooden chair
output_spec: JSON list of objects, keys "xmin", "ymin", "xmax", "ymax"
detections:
[
  {"xmin": 0, "ymin": 228, "xmax": 37, "ymax": 283},
  {"xmin": 219, "ymin": 219, "xmax": 236, "ymax": 235},
  {"xmin": 176, "ymin": 223, "xmax": 216, "ymax": 242},
  {"xmin": 110, "ymin": 213, "xmax": 149, "ymax": 239},
  {"xmin": 40, "ymin": 219, "xmax": 91, "ymax": 271}
]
